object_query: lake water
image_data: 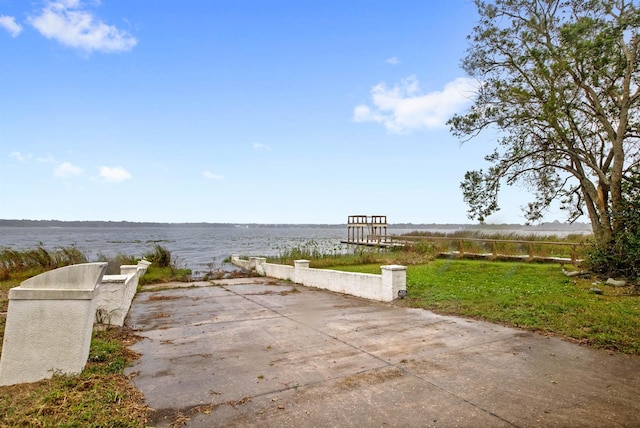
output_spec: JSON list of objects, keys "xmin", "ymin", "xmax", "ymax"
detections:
[
  {"xmin": 0, "ymin": 224, "xmax": 590, "ymax": 276},
  {"xmin": 0, "ymin": 225, "xmax": 356, "ymax": 275}
]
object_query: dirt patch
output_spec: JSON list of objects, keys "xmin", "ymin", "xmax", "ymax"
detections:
[
  {"xmin": 151, "ymin": 396, "xmax": 253, "ymax": 427},
  {"xmin": 337, "ymin": 367, "xmax": 404, "ymax": 390},
  {"xmin": 245, "ymin": 290, "xmax": 277, "ymax": 296},
  {"xmin": 405, "ymin": 359, "xmax": 449, "ymax": 373},
  {"xmin": 118, "ymin": 328, "xmax": 143, "ymax": 359},
  {"xmin": 245, "ymin": 288, "xmax": 299, "ymax": 296},
  {"xmin": 278, "ymin": 288, "xmax": 300, "ymax": 296},
  {"xmin": 153, "ymin": 369, "xmax": 174, "ymax": 378},
  {"xmin": 148, "ymin": 295, "xmax": 185, "ymax": 302}
]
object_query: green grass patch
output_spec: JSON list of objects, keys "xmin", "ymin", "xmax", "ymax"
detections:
[
  {"xmin": 330, "ymin": 259, "xmax": 640, "ymax": 354},
  {"xmin": 138, "ymin": 265, "xmax": 192, "ymax": 286}
]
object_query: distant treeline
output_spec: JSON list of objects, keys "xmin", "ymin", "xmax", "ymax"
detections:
[{"xmin": 0, "ymin": 219, "xmax": 592, "ymax": 231}]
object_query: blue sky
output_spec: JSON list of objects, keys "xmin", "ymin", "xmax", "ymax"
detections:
[{"xmin": 0, "ymin": 0, "xmax": 564, "ymax": 224}]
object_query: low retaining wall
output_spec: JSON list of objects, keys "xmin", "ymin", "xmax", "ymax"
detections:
[
  {"xmin": 231, "ymin": 255, "xmax": 406, "ymax": 302},
  {"xmin": 95, "ymin": 260, "xmax": 151, "ymax": 326},
  {"xmin": 0, "ymin": 262, "xmax": 108, "ymax": 386},
  {"xmin": 0, "ymin": 260, "xmax": 151, "ymax": 386}
]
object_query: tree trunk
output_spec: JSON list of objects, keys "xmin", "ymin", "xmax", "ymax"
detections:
[
  {"xmin": 610, "ymin": 142, "xmax": 625, "ymax": 235},
  {"xmin": 581, "ymin": 179, "xmax": 609, "ymax": 242},
  {"xmin": 597, "ymin": 180, "xmax": 613, "ymax": 243}
]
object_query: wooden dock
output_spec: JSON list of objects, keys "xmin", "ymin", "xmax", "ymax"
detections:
[{"xmin": 342, "ymin": 215, "xmax": 405, "ymax": 247}]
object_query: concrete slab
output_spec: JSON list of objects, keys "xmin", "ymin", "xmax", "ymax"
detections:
[{"xmin": 125, "ymin": 282, "xmax": 640, "ymax": 427}]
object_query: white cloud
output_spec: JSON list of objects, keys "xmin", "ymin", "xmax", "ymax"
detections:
[
  {"xmin": 99, "ymin": 166, "xmax": 131, "ymax": 182},
  {"xmin": 203, "ymin": 171, "xmax": 224, "ymax": 180},
  {"xmin": 9, "ymin": 151, "xmax": 60, "ymax": 163},
  {"xmin": 28, "ymin": 0, "xmax": 137, "ymax": 54},
  {"xmin": 9, "ymin": 151, "xmax": 29, "ymax": 161},
  {"xmin": 54, "ymin": 161, "xmax": 84, "ymax": 178},
  {"xmin": 0, "ymin": 15, "xmax": 23, "ymax": 37},
  {"xmin": 386, "ymin": 56, "xmax": 400, "ymax": 65},
  {"xmin": 37, "ymin": 154, "xmax": 58, "ymax": 164},
  {"xmin": 252, "ymin": 143, "xmax": 272, "ymax": 151},
  {"xmin": 353, "ymin": 75, "xmax": 478, "ymax": 133}
]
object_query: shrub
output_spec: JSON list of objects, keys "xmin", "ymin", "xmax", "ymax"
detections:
[
  {"xmin": 96, "ymin": 252, "xmax": 140, "ymax": 275},
  {"xmin": 587, "ymin": 227, "xmax": 640, "ymax": 281},
  {"xmin": 143, "ymin": 245, "xmax": 171, "ymax": 268},
  {"xmin": 586, "ymin": 169, "xmax": 640, "ymax": 281}
]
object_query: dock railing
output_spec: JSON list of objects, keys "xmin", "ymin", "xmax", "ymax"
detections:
[{"xmin": 346, "ymin": 215, "xmax": 389, "ymax": 245}]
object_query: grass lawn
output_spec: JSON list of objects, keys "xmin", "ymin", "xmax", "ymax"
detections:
[{"xmin": 330, "ymin": 259, "xmax": 640, "ymax": 354}]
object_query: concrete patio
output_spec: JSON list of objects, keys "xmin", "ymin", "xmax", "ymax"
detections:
[{"xmin": 126, "ymin": 278, "xmax": 640, "ymax": 427}]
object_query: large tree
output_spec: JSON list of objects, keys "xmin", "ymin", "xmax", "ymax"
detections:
[{"xmin": 449, "ymin": 0, "xmax": 640, "ymax": 242}]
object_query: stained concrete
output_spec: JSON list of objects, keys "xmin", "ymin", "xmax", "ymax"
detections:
[{"xmin": 125, "ymin": 278, "xmax": 640, "ymax": 427}]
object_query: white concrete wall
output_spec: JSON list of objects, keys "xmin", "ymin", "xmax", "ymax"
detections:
[
  {"xmin": 231, "ymin": 255, "xmax": 296, "ymax": 280},
  {"xmin": 231, "ymin": 255, "xmax": 253, "ymax": 271},
  {"xmin": 95, "ymin": 260, "xmax": 150, "ymax": 326},
  {"xmin": 231, "ymin": 257, "xmax": 406, "ymax": 302},
  {"xmin": 0, "ymin": 262, "xmax": 107, "ymax": 386},
  {"xmin": 250, "ymin": 258, "xmax": 296, "ymax": 281}
]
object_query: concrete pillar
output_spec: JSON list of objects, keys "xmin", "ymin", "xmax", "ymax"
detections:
[
  {"xmin": 95, "ymin": 274, "xmax": 128, "ymax": 325},
  {"xmin": 96, "ymin": 260, "xmax": 150, "ymax": 326},
  {"xmin": 294, "ymin": 260, "xmax": 310, "ymax": 269},
  {"xmin": 252, "ymin": 257, "xmax": 266, "ymax": 275},
  {"xmin": 248, "ymin": 257, "xmax": 259, "ymax": 270},
  {"xmin": 294, "ymin": 260, "xmax": 310, "ymax": 285},
  {"xmin": 0, "ymin": 262, "xmax": 107, "ymax": 386},
  {"xmin": 137, "ymin": 259, "xmax": 152, "ymax": 274},
  {"xmin": 381, "ymin": 265, "xmax": 407, "ymax": 301}
]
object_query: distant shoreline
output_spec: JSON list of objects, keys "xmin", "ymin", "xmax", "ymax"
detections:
[{"xmin": 0, "ymin": 219, "xmax": 593, "ymax": 232}]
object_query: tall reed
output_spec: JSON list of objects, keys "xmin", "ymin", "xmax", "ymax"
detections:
[{"xmin": 0, "ymin": 244, "xmax": 88, "ymax": 280}]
